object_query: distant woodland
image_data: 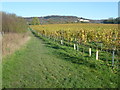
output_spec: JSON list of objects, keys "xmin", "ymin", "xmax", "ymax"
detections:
[{"xmin": 103, "ymin": 17, "xmax": 120, "ymax": 24}]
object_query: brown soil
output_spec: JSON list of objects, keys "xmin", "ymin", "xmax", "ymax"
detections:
[{"xmin": 2, "ymin": 32, "xmax": 31, "ymax": 57}]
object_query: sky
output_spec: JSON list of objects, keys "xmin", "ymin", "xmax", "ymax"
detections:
[{"xmin": 1, "ymin": 2, "xmax": 118, "ymax": 20}]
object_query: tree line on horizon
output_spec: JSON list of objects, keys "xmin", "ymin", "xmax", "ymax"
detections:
[{"xmin": 103, "ymin": 17, "xmax": 120, "ymax": 24}]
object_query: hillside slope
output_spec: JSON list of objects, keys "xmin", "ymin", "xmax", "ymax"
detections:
[{"xmin": 24, "ymin": 15, "xmax": 103, "ymax": 24}]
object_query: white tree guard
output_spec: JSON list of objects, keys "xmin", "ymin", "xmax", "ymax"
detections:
[
  {"xmin": 96, "ymin": 50, "xmax": 99, "ymax": 60},
  {"xmin": 89, "ymin": 48, "xmax": 91, "ymax": 57},
  {"xmin": 74, "ymin": 44, "xmax": 76, "ymax": 50},
  {"xmin": 61, "ymin": 40, "xmax": 63, "ymax": 45}
]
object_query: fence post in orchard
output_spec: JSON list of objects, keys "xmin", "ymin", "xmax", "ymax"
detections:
[
  {"xmin": 77, "ymin": 44, "xmax": 79, "ymax": 51},
  {"xmin": 96, "ymin": 50, "xmax": 99, "ymax": 60},
  {"xmin": 100, "ymin": 43, "xmax": 103, "ymax": 51},
  {"xmin": 112, "ymin": 33, "xmax": 117, "ymax": 67},
  {"xmin": 61, "ymin": 40, "xmax": 63, "ymax": 45},
  {"xmin": 54, "ymin": 37, "xmax": 56, "ymax": 42},
  {"xmin": 112, "ymin": 48, "xmax": 115, "ymax": 67},
  {"xmin": 74, "ymin": 44, "xmax": 76, "ymax": 50},
  {"xmin": 89, "ymin": 48, "xmax": 91, "ymax": 57}
]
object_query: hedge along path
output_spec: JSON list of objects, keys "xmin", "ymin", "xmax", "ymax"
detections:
[{"xmin": 2, "ymin": 35, "xmax": 117, "ymax": 88}]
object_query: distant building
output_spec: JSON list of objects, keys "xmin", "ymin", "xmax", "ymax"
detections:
[{"xmin": 77, "ymin": 18, "xmax": 90, "ymax": 23}]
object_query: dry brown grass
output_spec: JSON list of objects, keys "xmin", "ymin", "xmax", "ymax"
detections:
[{"xmin": 2, "ymin": 32, "xmax": 31, "ymax": 57}]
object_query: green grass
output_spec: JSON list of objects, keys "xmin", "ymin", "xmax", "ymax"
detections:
[{"xmin": 2, "ymin": 32, "xmax": 118, "ymax": 88}]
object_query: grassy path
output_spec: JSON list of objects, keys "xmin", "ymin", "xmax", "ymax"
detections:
[{"xmin": 2, "ymin": 35, "xmax": 118, "ymax": 88}]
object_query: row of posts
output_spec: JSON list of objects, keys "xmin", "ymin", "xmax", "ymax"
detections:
[
  {"xmin": 61, "ymin": 39, "xmax": 99, "ymax": 60},
  {"xmin": 37, "ymin": 30, "xmax": 116, "ymax": 67},
  {"xmin": 60, "ymin": 39, "xmax": 115, "ymax": 66}
]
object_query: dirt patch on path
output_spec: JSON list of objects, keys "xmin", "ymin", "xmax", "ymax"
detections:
[{"xmin": 2, "ymin": 32, "xmax": 31, "ymax": 57}]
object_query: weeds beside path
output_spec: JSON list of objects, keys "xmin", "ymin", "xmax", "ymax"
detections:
[{"xmin": 2, "ymin": 33, "xmax": 31, "ymax": 57}]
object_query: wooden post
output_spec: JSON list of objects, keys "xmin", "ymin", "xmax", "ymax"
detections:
[
  {"xmin": 77, "ymin": 44, "xmax": 79, "ymax": 51},
  {"xmin": 96, "ymin": 50, "xmax": 99, "ymax": 60},
  {"xmin": 74, "ymin": 44, "xmax": 76, "ymax": 50},
  {"xmin": 112, "ymin": 50, "xmax": 115, "ymax": 67},
  {"xmin": 89, "ymin": 48, "xmax": 91, "ymax": 57}
]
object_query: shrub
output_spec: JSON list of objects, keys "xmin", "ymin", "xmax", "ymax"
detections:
[{"xmin": 2, "ymin": 12, "xmax": 28, "ymax": 33}]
